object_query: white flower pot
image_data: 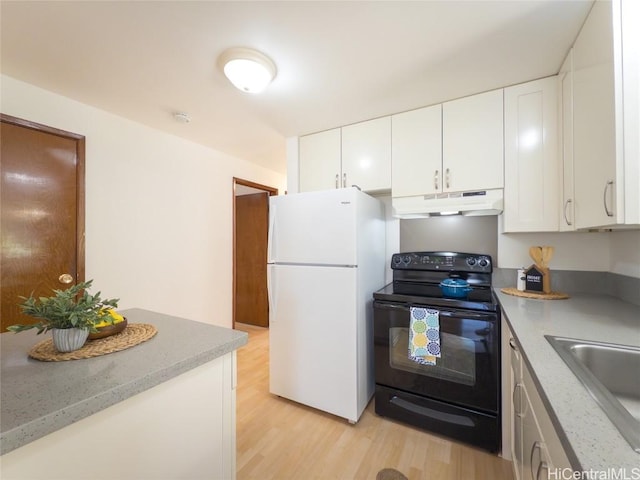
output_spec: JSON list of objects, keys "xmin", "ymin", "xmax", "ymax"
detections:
[{"xmin": 51, "ymin": 328, "xmax": 89, "ymax": 352}]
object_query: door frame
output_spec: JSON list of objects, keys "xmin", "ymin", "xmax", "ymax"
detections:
[
  {"xmin": 0, "ymin": 113, "xmax": 86, "ymax": 287},
  {"xmin": 232, "ymin": 177, "xmax": 278, "ymax": 329}
]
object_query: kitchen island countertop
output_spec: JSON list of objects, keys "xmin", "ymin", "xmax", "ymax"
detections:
[
  {"xmin": 0, "ymin": 308, "xmax": 248, "ymax": 455},
  {"xmin": 496, "ymin": 290, "xmax": 640, "ymax": 474}
]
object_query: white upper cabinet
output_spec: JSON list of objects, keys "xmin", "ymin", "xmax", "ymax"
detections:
[
  {"xmin": 299, "ymin": 118, "xmax": 392, "ymax": 194},
  {"xmin": 572, "ymin": 0, "xmax": 639, "ymax": 229},
  {"xmin": 299, "ymin": 128, "xmax": 341, "ymax": 192},
  {"xmin": 559, "ymin": 49, "xmax": 576, "ymax": 231},
  {"xmin": 392, "ymin": 89, "xmax": 504, "ymax": 199},
  {"xmin": 503, "ymin": 76, "xmax": 559, "ymax": 232},
  {"xmin": 341, "ymin": 117, "xmax": 392, "ymax": 193},
  {"xmin": 391, "ymin": 104, "xmax": 442, "ymax": 197},
  {"xmin": 442, "ymin": 89, "xmax": 504, "ymax": 193}
]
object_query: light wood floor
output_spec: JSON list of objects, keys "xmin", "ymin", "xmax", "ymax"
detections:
[{"xmin": 235, "ymin": 323, "xmax": 514, "ymax": 480}]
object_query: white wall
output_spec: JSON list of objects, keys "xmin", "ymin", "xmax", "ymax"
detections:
[
  {"xmin": 285, "ymin": 136, "xmax": 299, "ymax": 194},
  {"xmin": 609, "ymin": 230, "xmax": 640, "ymax": 278},
  {"xmin": 1, "ymin": 75, "xmax": 286, "ymax": 327},
  {"xmin": 386, "ymin": 212, "xmax": 639, "ymax": 278},
  {"xmin": 497, "ymin": 220, "xmax": 611, "ymax": 271},
  {"xmin": 497, "ymin": 217, "xmax": 640, "ymax": 279},
  {"xmin": 378, "ymin": 195, "xmax": 399, "ymax": 284}
]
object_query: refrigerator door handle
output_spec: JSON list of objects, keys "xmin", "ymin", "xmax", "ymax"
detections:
[
  {"xmin": 267, "ymin": 203, "xmax": 276, "ymax": 263},
  {"xmin": 267, "ymin": 265, "xmax": 276, "ymax": 322}
]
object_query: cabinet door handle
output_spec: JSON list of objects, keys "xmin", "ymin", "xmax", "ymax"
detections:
[
  {"xmin": 513, "ymin": 383, "xmax": 523, "ymax": 417},
  {"xmin": 445, "ymin": 168, "xmax": 451, "ymax": 189},
  {"xmin": 434, "ymin": 170, "xmax": 439, "ymax": 190},
  {"xmin": 509, "ymin": 338, "xmax": 518, "ymax": 351},
  {"xmin": 563, "ymin": 199, "xmax": 573, "ymax": 226},
  {"xmin": 537, "ymin": 461, "xmax": 549, "ymax": 480},
  {"xmin": 530, "ymin": 441, "xmax": 543, "ymax": 480},
  {"xmin": 342, "ymin": 173, "xmax": 347, "ymax": 188},
  {"xmin": 335, "ymin": 174, "xmax": 339, "ymax": 189},
  {"xmin": 603, "ymin": 180, "xmax": 614, "ymax": 217}
]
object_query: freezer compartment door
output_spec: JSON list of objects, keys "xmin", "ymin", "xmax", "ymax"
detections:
[
  {"xmin": 268, "ymin": 189, "xmax": 357, "ymax": 266},
  {"xmin": 269, "ymin": 264, "xmax": 359, "ymax": 421}
]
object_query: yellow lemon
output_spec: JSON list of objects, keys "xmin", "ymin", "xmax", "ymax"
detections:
[{"xmin": 94, "ymin": 309, "xmax": 124, "ymax": 328}]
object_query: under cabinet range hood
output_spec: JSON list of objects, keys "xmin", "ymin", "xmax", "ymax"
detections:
[{"xmin": 392, "ymin": 189, "xmax": 503, "ymax": 218}]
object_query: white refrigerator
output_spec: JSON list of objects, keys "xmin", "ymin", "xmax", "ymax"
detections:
[{"xmin": 267, "ymin": 187, "xmax": 386, "ymax": 423}]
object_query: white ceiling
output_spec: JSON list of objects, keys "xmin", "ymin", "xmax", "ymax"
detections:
[{"xmin": 0, "ymin": 1, "xmax": 593, "ymax": 174}]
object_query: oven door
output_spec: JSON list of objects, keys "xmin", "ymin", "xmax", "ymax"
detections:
[{"xmin": 373, "ymin": 300, "xmax": 500, "ymax": 414}]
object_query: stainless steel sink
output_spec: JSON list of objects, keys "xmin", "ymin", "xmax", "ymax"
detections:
[{"xmin": 546, "ymin": 336, "xmax": 640, "ymax": 452}]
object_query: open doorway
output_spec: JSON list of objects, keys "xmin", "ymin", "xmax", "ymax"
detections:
[{"xmin": 233, "ymin": 178, "xmax": 278, "ymax": 328}]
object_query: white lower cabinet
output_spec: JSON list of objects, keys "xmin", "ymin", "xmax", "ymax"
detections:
[
  {"xmin": 0, "ymin": 353, "xmax": 237, "ymax": 480},
  {"xmin": 521, "ymin": 387, "xmax": 553, "ymax": 480},
  {"xmin": 508, "ymin": 330, "xmax": 572, "ymax": 480}
]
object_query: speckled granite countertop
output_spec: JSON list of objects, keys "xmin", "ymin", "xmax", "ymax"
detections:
[
  {"xmin": 0, "ymin": 308, "xmax": 247, "ymax": 455},
  {"xmin": 496, "ymin": 291, "xmax": 640, "ymax": 473}
]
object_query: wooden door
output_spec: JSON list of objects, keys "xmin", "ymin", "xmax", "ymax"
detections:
[
  {"xmin": 0, "ymin": 115, "xmax": 85, "ymax": 331},
  {"xmin": 234, "ymin": 192, "xmax": 269, "ymax": 327}
]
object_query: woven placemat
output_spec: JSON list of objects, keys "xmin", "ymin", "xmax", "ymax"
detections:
[
  {"xmin": 28, "ymin": 323, "xmax": 158, "ymax": 362},
  {"xmin": 501, "ymin": 287, "xmax": 569, "ymax": 300}
]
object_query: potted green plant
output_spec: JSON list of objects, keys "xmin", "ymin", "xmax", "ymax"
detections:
[{"xmin": 7, "ymin": 280, "xmax": 119, "ymax": 352}]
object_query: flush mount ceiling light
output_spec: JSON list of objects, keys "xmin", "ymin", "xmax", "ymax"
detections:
[{"xmin": 218, "ymin": 47, "xmax": 277, "ymax": 94}]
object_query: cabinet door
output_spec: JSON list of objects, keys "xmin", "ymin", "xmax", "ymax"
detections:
[
  {"xmin": 443, "ymin": 89, "xmax": 504, "ymax": 193},
  {"xmin": 510, "ymin": 337, "xmax": 524, "ymax": 480},
  {"xmin": 504, "ymin": 77, "xmax": 559, "ymax": 232},
  {"xmin": 391, "ymin": 105, "xmax": 442, "ymax": 197},
  {"xmin": 523, "ymin": 360, "xmax": 572, "ymax": 475},
  {"xmin": 521, "ymin": 389, "xmax": 549, "ymax": 480},
  {"xmin": 342, "ymin": 117, "xmax": 392, "ymax": 192},
  {"xmin": 573, "ymin": 0, "xmax": 618, "ymax": 228},
  {"xmin": 299, "ymin": 128, "xmax": 341, "ymax": 192},
  {"xmin": 559, "ymin": 49, "xmax": 576, "ymax": 231}
]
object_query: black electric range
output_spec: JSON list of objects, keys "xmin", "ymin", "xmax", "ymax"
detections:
[{"xmin": 373, "ymin": 251, "xmax": 501, "ymax": 453}]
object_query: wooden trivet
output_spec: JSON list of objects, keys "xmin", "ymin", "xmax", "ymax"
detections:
[
  {"xmin": 501, "ymin": 287, "xmax": 569, "ymax": 300},
  {"xmin": 28, "ymin": 323, "xmax": 158, "ymax": 362}
]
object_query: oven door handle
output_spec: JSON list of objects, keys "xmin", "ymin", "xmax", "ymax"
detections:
[{"xmin": 437, "ymin": 310, "xmax": 496, "ymax": 321}]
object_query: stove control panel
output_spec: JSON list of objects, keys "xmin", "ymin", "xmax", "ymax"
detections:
[{"xmin": 391, "ymin": 252, "xmax": 492, "ymax": 273}]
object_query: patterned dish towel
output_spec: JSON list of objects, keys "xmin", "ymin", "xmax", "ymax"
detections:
[{"xmin": 409, "ymin": 307, "xmax": 441, "ymax": 366}]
